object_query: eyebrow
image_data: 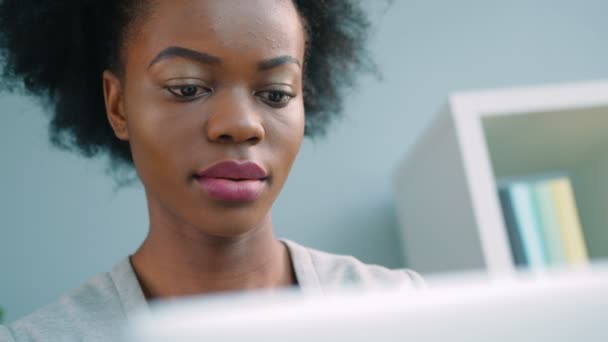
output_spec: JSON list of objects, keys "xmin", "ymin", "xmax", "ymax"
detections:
[
  {"xmin": 148, "ymin": 46, "xmax": 300, "ymax": 71},
  {"xmin": 257, "ymin": 55, "xmax": 301, "ymax": 70},
  {"xmin": 148, "ymin": 46, "xmax": 222, "ymax": 69}
]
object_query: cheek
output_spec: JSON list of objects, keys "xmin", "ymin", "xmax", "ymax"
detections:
[
  {"xmin": 123, "ymin": 91, "xmax": 197, "ymax": 183},
  {"xmin": 267, "ymin": 102, "xmax": 305, "ymax": 171},
  {"xmin": 126, "ymin": 75, "xmax": 198, "ymax": 147}
]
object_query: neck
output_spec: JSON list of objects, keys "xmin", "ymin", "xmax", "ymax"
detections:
[{"xmin": 130, "ymin": 201, "xmax": 296, "ymax": 299}]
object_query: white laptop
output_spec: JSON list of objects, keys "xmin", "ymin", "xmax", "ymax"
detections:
[{"xmin": 126, "ymin": 265, "xmax": 608, "ymax": 342}]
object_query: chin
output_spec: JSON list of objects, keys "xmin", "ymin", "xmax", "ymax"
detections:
[{"xmin": 189, "ymin": 208, "xmax": 271, "ymax": 239}]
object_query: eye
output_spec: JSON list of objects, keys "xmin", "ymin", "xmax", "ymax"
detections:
[
  {"xmin": 166, "ymin": 85, "xmax": 211, "ymax": 100},
  {"xmin": 257, "ymin": 90, "xmax": 293, "ymax": 107}
]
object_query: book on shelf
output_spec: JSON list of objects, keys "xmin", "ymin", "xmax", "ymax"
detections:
[
  {"xmin": 534, "ymin": 181, "xmax": 566, "ymax": 265},
  {"xmin": 508, "ymin": 183, "xmax": 548, "ymax": 268},
  {"xmin": 497, "ymin": 176, "xmax": 589, "ymax": 268},
  {"xmin": 550, "ymin": 178, "xmax": 589, "ymax": 264},
  {"xmin": 498, "ymin": 188, "xmax": 527, "ymax": 266}
]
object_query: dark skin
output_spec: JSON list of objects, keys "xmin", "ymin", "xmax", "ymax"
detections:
[{"xmin": 102, "ymin": 0, "xmax": 305, "ymax": 299}]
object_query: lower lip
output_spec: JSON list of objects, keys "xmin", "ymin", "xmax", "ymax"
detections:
[{"xmin": 195, "ymin": 177, "xmax": 266, "ymax": 202}]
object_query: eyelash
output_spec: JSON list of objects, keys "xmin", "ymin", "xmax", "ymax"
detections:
[
  {"xmin": 257, "ymin": 90, "xmax": 294, "ymax": 107},
  {"xmin": 166, "ymin": 85, "xmax": 211, "ymax": 100},
  {"xmin": 165, "ymin": 85, "xmax": 294, "ymax": 107}
]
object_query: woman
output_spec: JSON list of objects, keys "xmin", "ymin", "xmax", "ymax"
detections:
[{"xmin": 0, "ymin": 0, "xmax": 423, "ymax": 340}]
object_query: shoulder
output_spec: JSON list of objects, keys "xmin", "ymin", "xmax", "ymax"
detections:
[
  {"xmin": 0, "ymin": 325, "xmax": 16, "ymax": 342},
  {"xmin": 6, "ymin": 260, "xmax": 133, "ymax": 342},
  {"xmin": 283, "ymin": 239, "xmax": 425, "ymax": 292},
  {"xmin": 306, "ymin": 245, "xmax": 425, "ymax": 289}
]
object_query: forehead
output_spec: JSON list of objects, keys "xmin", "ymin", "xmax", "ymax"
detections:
[{"xmin": 128, "ymin": 0, "xmax": 305, "ymax": 63}]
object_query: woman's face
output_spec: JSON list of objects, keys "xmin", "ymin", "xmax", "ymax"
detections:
[{"xmin": 104, "ymin": 0, "xmax": 306, "ymax": 237}]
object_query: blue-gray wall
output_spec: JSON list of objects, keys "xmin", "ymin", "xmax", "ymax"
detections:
[{"xmin": 2, "ymin": 0, "xmax": 608, "ymax": 322}]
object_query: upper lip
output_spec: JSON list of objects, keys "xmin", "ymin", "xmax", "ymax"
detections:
[{"xmin": 196, "ymin": 160, "xmax": 268, "ymax": 180}]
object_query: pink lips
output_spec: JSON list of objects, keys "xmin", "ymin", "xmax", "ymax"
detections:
[{"xmin": 194, "ymin": 160, "xmax": 267, "ymax": 202}]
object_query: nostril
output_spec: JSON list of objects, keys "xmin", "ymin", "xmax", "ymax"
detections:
[
  {"xmin": 247, "ymin": 136, "xmax": 261, "ymax": 145},
  {"xmin": 217, "ymin": 134, "xmax": 233, "ymax": 143}
]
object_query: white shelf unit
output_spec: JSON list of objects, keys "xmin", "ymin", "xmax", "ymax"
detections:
[{"xmin": 393, "ymin": 80, "xmax": 608, "ymax": 275}]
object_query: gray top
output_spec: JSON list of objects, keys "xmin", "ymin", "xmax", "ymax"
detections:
[{"xmin": 0, "ymin": 240, "xmax": 424, "ymax": 342}]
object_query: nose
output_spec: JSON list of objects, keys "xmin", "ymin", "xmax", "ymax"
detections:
[{"xmin": 205, "ymin": 89, "xmax": 265, "ymax": 145}]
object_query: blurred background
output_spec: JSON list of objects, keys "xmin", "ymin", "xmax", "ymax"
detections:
[{"xmin": 2, "ymin": 0, "xmax": 608, "ymax": 322}]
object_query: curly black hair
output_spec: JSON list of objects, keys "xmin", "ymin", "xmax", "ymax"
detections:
[{"xmin": 0, "ymin": 0, "xmax": 373, "ymax": 180}]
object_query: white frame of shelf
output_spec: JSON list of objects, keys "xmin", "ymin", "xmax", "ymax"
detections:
[{"xmin": 394, "ymin": 80, "xmax": 608, "ymax": 275}]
